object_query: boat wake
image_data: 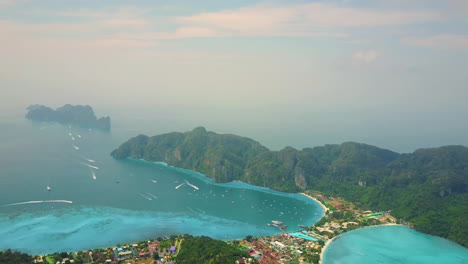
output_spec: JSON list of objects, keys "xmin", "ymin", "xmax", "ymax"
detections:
[
  {"xmin": 186, "ymin": 207, "xmax": 197, "ymax": 214},
  {"xmin": 147, "ymin": 193, "xmax": 158, "ymax": 199},
  {"xmin": 81, "ymin": 162, "xmax": 99, "ymax": 170},
  {"xmin": 0, "ymin": 200, "xmax": 73, "ymax": 207},
  {"xmin": 72, "ymin": 145, "xmax": 79, "ymax": 150},
  {"xmin": 91, "ymin": 169, "xmax": 97, "ymax": 180},
  {"xmin": 139, "ymin": 193, "xmax": 152, "ymax": 201},
  {"xmin": 185, "ymin": 180, "xmax": 199, "ymax": 190},
  {"xmin": 86, "ymin": 159, "xmax": 95, "ymax": 163},
  {"xmin": 175, "ymin": 183, "xmax": 185, "ymax": 189}
]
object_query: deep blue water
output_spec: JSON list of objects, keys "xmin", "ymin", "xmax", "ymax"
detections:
[
  {"xmin": 0, "ymin": 116, "xmax": 323, "ymax": 255},
  {"xmin": 323, "ymin": 225, "xmax": 468, "ymax": 264}
]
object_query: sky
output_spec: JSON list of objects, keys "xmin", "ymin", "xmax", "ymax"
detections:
[{"xmin": 1, "ymin": 0, "xmax": 468, "ymax": 152}]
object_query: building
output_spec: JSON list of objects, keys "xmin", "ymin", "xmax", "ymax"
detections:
[
  {"xmin": 169, "ymin": 246, "xmax": 177, "ymax": 254},
  {"xmin": 148, "ymin": 241, "xmax": 161, "ymax": 254}
]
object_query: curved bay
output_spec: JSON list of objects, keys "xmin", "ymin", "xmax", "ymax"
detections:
[
  {"xmin": 0, "ymin": 119, "xmax": 323, "ymax": 255},
  {"xmin": 323, "ymin": 225, "xmax": 468, "ymax": 264}
]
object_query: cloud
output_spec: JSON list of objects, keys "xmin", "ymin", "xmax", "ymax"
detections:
[
  {"xmin": 402, "ymin": 34, "xmax": 468, "ymax": 50},
  {"xmin": 0, "ymin": 2, "xmax": 443, "ymax": 51},
  {"xmin": 16, "ymin": 2, "xmax": 438, "ymax": 42},
  {"xmin": 176, "ymin": 3, "xmax": 440, "ymax": 37},
  {"xmin": 352, "ymin": 50, "xmax": 382, "ymax": 64},
  {"xmin": 0, "ymin": 0, "xmax": 29, "ymax": 8},
  {"xmin": 52, "ymin": 7, "xmax": 149, "ymax": 19}
]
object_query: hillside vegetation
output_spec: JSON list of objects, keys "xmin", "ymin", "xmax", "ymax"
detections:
[
  {"xmin": 112, "ymin": 127, "xmax": 468, "ymax": 247},
  {"xmin": 176, "ymin": 236, "xmax": 252, "ymax": 264},
  {"xmin": 26, "ymin": 104, "xmax": 111, "ymax": 130}
]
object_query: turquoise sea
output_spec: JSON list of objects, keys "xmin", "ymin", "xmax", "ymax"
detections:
[
  {"xmin": 323, "ymin": 225, "xmax": 468, "ymax": 264},
  {"xmin": 2, "ymin": 111, "xmax": 467, "ymax": 262},
  {"xmin": 0, "ymin": 113, "xmax": 323, "ymax": 255}
]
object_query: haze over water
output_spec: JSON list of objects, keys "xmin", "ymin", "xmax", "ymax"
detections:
[{"xmin": 0, "ymin": 113, "xmax": 323, "ymax": 255}]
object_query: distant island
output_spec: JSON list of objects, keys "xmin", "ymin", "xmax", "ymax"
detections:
[
  {"xmin": 26, "ymin": 104, "xmax": 111, "ymax": 131},
  {"xmin": 112, "ymin": 127, "xmax": 468, "ymax": 247}
]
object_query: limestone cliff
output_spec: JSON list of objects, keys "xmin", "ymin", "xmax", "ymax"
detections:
[{"xmin": 26, "ymin": 104, "xmax": 111, "ymax": 131}]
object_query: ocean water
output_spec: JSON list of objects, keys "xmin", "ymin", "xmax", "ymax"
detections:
[
  {"xmin": 0, "ymin": 115, "xmax": 323, "ymax": 255},
  {"xmin": 323, "ymin": 225, "xmax": 468, "ymax": 264}
]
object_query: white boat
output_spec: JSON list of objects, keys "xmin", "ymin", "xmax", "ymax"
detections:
[
  {"xmin": 91, "ymin": 170, "xmax": 97, "ymax": 180},
  {"xmin": 73, "ymin": 145, "xmax": 79, "ymax": 150},
  {"xmin": 47, "ymin": 186, "xmax": 51, "ymax": 191}
]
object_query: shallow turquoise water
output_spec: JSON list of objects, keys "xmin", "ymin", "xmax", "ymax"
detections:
[
  {"xmin": 0, "ymin": 116, "xmax": 323, "ymax": 255},
  {"xmin": 323, "ymin": 225, "xmax": 468, "ymax": 264}
]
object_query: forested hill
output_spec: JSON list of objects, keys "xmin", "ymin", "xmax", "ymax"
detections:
[
  {"xmin": 26, "ymin": 104, "xmax": 111, "ymax": 130},
  {"xmin": 111, "ymin": 127, "xmax": 468, "ymax": 247}
]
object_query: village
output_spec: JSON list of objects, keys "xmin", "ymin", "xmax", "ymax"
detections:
[
  {"xmin": 33, "ymin": 238, "xmax": 178, "ymax": 264},
  {"xmin": 32, "ymin": 191, "xmax": 398, "ymax": 264}
]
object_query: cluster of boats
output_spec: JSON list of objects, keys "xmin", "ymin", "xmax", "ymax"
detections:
[{"xmin": 267, "ymin": 220, "xmax": 288, "ymax": 230}]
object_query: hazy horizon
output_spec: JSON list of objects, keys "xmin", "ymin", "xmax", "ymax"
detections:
[{"xmin": 1, "ymin": 0, "xmax": 468, "ymax": 153}]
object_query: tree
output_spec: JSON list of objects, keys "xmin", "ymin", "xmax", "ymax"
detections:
[
  {"xmin": 153, "ymin": 252, "xmax": 160, "ymax": 260},
  {"xmin": 0, "ymin": 249, "xmax": 33, "ymax": 264}
]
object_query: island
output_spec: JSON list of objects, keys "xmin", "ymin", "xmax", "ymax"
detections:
[
  {"xmin": 111, "ymin": 127, "xmax": 468, "ymax": 247},
  {"xmin": 26, "ymin": 104, "xmax": 111, "ymax": 131}
]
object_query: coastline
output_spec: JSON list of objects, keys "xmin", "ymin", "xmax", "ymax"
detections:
[
  {"xmin": 300, "ymin": 192, "xmax": 328, "ymax": 213},
  {"xmin": 134, "ymin": 158, "xmax": 318, "ymax": 202},
  {"xmin": 319, "ymin": 223, "xmax": 405, "ymax": 264},
  {"xmin": 319, "ymin": 235, "xmax": 334, "ymax": 264}
]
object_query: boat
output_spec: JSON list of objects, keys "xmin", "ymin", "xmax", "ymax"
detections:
[
  {"xmin": 175, "ymin": 183, "xmax": 185, "ymax": 189},
  {"xmin": 47, "ymin": 186, "xmax": 51, "ymax": 191},
  {"xmin": 298, "ymin": 225, "xmax": 308, "ymax": 229},
  {"xmin": 272, "ymin": 220, "xmax": 284, "ymax": 225}
]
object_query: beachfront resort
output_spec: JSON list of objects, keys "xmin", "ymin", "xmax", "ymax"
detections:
[
  {"xmin": 232, "ymin": 191, "xmax": 398, "ymax": 264},
  {"xmin": 26, "ymin": 192, "xmax": 400, "ymax": 264}
]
